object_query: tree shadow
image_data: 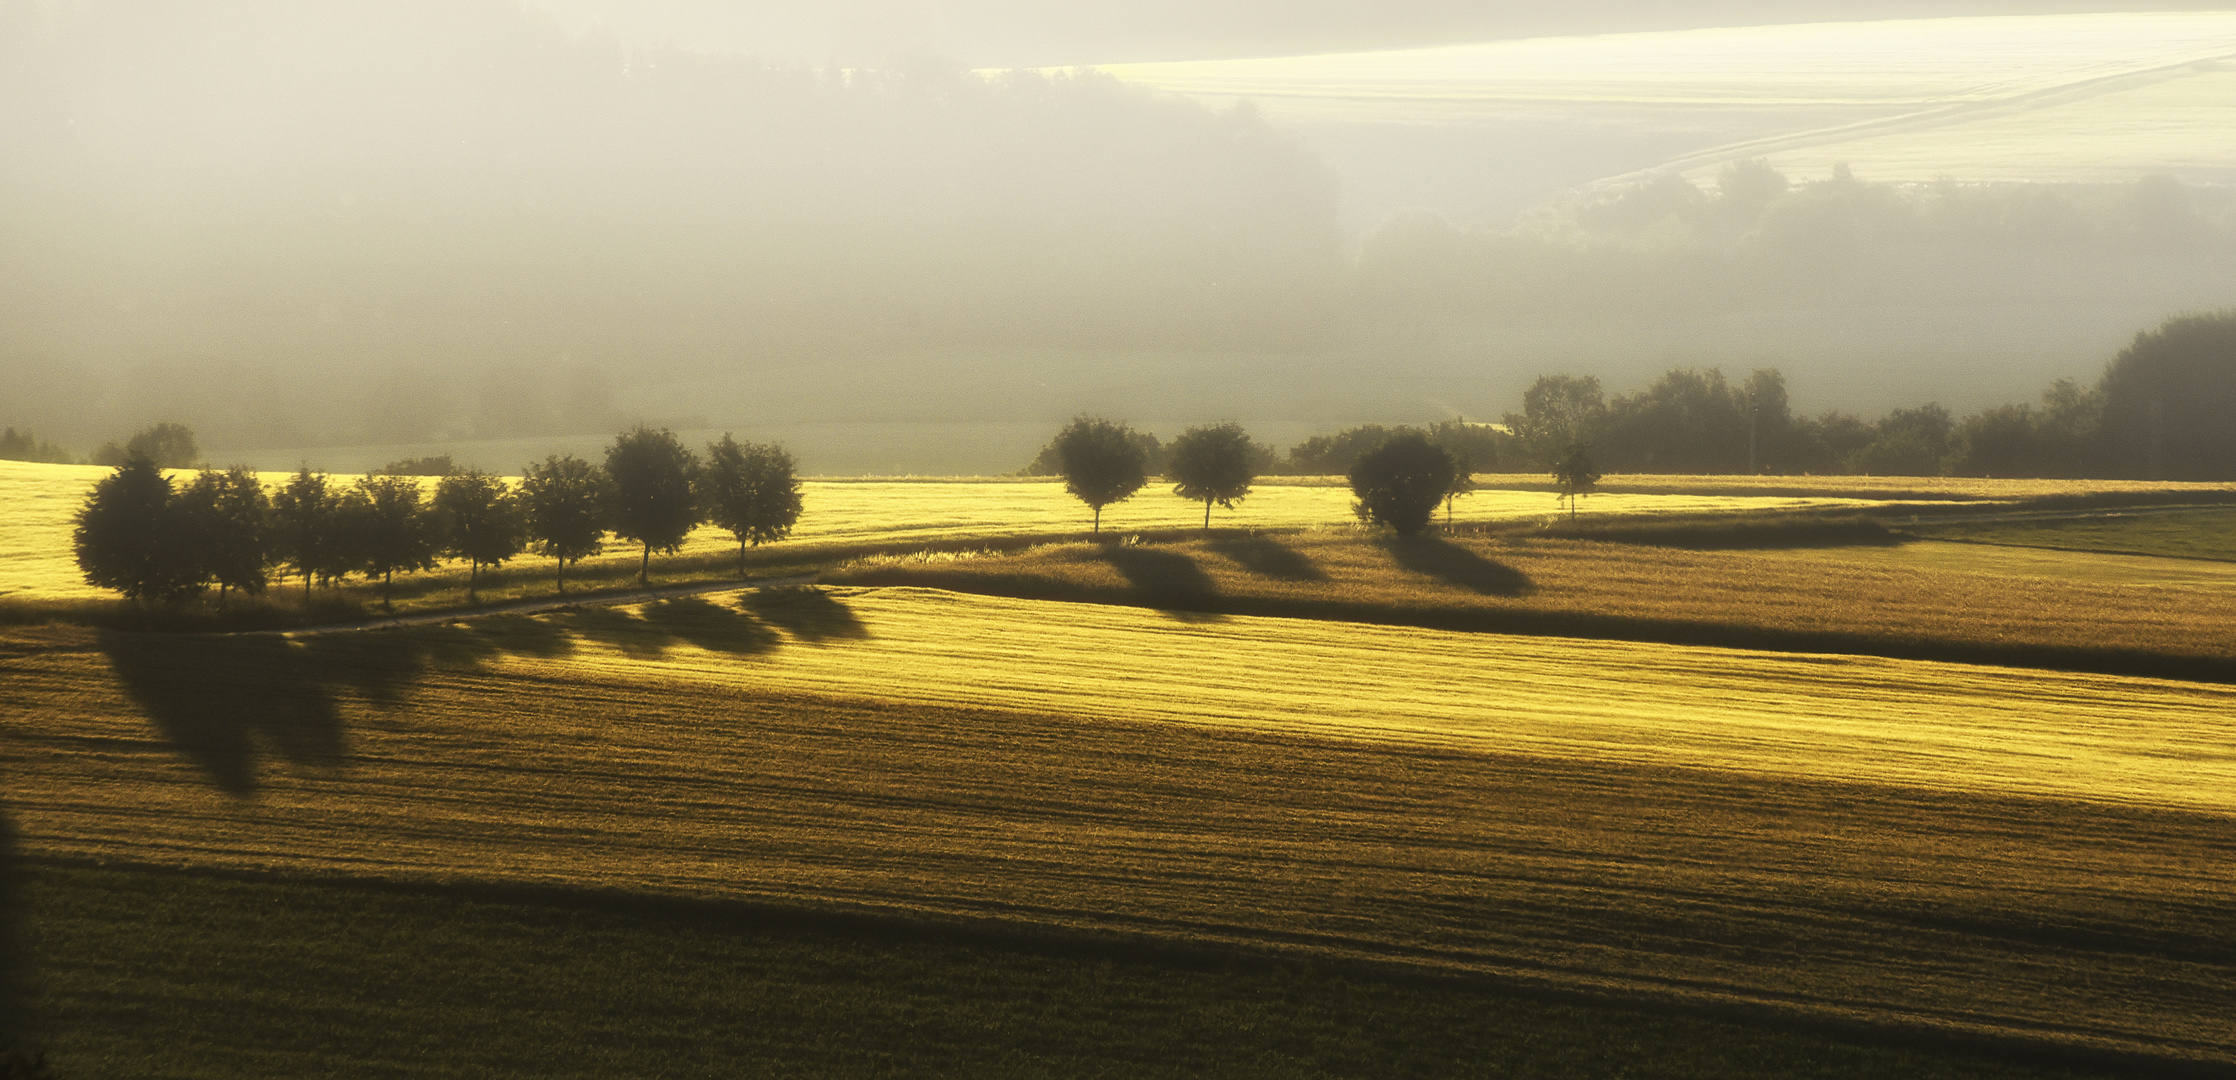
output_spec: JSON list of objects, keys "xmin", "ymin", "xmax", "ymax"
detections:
[
  {"xmin": 638, "ymin": 597, "xmax": 784, "ymax": 656},
  {"xmin": 94, "ymin": 587, "xmax": 867, "ymax": 795},
  {"xmin": 741, "ymin": 587, "xmax": 871, "ymax": 643},
  {"xmin": 1099, "ymin": 545, "xmax": 1224, "ymax": 621},
  {"xmin": 98, "ymin": 632, "xmax": 353, "ymax": 796},
  {"xmin": 0, "ymin": 805, "xmax": 26, "ymax": 1057},
  {"xmin": 1382, "ymin": 536, "xmax": 1535, "ymax": 597},
  {"xmin": 1207, "ymin": 535, "xmax": 1327, "ymax": 582}
]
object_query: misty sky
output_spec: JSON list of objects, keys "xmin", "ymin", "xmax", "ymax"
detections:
[{"xmin": 2, "ymin": 1, "xmax": 2232, "ymax": 474}]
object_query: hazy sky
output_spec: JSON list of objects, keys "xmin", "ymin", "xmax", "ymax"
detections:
[{"xmin": 521, "ymin": 0, "xmax": 2236, "ymax": 66}]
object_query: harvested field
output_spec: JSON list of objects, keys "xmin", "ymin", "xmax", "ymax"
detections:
[
  {"xmin": 5, "ymin": 587, "xmax": 2233, "ymax": 1067},
  {"xmin": 1907, "ymin": 507, "xmax": 2236, "ymax": 563},
  {"xmin": 826, "ymin": 532, "xmax": 2236, "ymax": 680}
]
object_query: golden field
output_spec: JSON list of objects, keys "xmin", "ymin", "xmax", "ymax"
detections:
[
  {"xmin": 4, "ymin": 585, "xmax": 2232, "ymax": 1064},
  {"xmin": 828, "ymin": 530, "xmax": 2236, "ymax": 672}
]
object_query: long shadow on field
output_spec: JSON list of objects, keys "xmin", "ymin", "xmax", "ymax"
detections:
[
  {"xmin": 1098, "ymin": 545, "xmax": 1224, "ymax": 621},
  {"xmin": 741, "ymin": 587, "xmax": 870, "ymax": 643},
  {"xmin": 98, "ymin": 631, "xmax": 353, "ymax": 796},
  {"xmin": 1207, "ymin": 535, "xmax": 1327, "ymax": 582},
  {"xmin": 0, "ymin": 805, "xmax": 26, "ymax": 1057},
  {"xmin": 1383, "ymin": 537, "xmax": 1534, "ymax": 597}
]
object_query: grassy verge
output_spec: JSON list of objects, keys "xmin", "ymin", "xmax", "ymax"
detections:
[
  {"xmin": 13, "ymin": 861, "xmax": 2129, "ymax": 1080},
  {"xmin": 825, "ymin": 530, "xmax": 2236, "ymax": 682}
]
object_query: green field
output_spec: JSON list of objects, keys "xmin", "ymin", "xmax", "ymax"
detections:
[{"xmin": 1906, "ymin": 507, "xmax": 2236, "ymax": 563}]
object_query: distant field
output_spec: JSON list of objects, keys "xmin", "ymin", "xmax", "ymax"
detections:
[
  {"xmin": 827, "ymin": 532, "xmax": 2236, "ymax": 679},
  {"xmin": 6, "ymin": 590, "xmax": 2231, "ymax": 1065},
  {"xmin": 1907, "ymin": 507, "xmax": 2236, "ymax": 562}
]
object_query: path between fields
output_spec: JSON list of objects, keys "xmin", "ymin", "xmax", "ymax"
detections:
[{"xmin": 259, "ymin": 574, "xmax": 820, "ymax": 638}]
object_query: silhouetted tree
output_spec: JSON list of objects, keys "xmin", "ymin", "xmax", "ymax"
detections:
[
  {"xmin": 270, "ymin": 467, "xmax": 345, "ymax": 599},
  {"xmin": 2096, "ymin": 311, "xmax": 2236, "ymax": 480},
  {"xmin": 93, "ymin": 422, "xmax": 199, "ymax": 469},
  {"xmin": 1849, "ymin": 404, "xmax": 1953, "ymax": 476},
  {"xmin": 1051, "ymin": 415, "xmax": 1148, "ymax": 533},
  {"xmin": 377, "ymin": 454, "xmax": 458, "ymax": 476},
  {"xmin": 0, "ymin": 428, "xmax": 74, "ymax": 464},
  {"xmin": 72, "ymin": 455, "xmax": 193, "ymax": 602},
  {"xmin": 433, "ymin": 470, "xmax": 524, "ymax": 600},
  {"xmin": 1552, "ymin": 446, "xmax": 1602, "ymax": 522},
  {"xmin": 1601, "ymin": 368, "xmax": 1749, "ymax": 473},
  {"xmin": 1505, "ymin": 376, "xmax": 1605, "ymax": 468},
  {"xmin": 354, "ymin": 475, "xmax": 439, "ymax": 608},
  {"xmin": 1166, "ymin": 422, "xmax": 1259, "ymax": 531},
  {"xmin": 520, "ymin": 453, "xmax": 607, "ymax": 595},
  {"xmin": 175, "ymin": 467, "xmax": 270, "ymax": 601},
  {"xmin": 604, "ymin": 426, "xmax": 700, "ymax": 585},
  {"xmin": 1347, "ymin": 431, "xmax": 1454, "ymax": 536},
  {"xmin": 1282, "ymin": 424, "xmax": 1391, "ymax": 475},
  {"xmin": 698, "ymin": 435, "xmax": 803, "ymax": 576}
]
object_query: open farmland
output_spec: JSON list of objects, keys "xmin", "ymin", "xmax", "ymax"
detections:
[
  {"xmin": 1907, "ymin": 507, "xmax": 2236, "ymax": 563},
  {"xmin": 5, "ymin": 585, "xmax": 2234, "ymax": 1070},
  {"xmin": 827, "ymin": 531, "xmax": 2236, "ymax": 680}
]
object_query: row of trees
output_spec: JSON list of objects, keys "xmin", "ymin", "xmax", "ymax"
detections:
[
  {"xmin": 1036, "ymin": 415, "xmax": 1596, "ymax": 538},
  {"xmin": 72, "ymin": 427, "xmax": 802, "ymax": 606}
]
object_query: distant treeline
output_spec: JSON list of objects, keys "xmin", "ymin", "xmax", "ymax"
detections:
[
  {"xmin": 1085, "ymin": 311, "xmax": 2233, "ymax": 481},
  {"xmin": 71, "ymin": 428, "xmax": 802, "ymax": 606}
]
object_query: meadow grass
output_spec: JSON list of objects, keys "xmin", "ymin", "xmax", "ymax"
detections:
[
  {"xmin": 1907, "ymin": 507, "xmax": 2236, "ymax": 562},
  {"xmin": 10, "ymin": 860, "xmax": 2127, "ymax": 1080},
  {"xmin": 824, "ymin": 530, "xmax": 2236, "ymax": 682},
  {"xmin": 5, "ymin": 597, "xmax": 2232, "ymax": 1066}
]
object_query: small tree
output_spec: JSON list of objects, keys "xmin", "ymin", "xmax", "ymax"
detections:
[
  {"xmin": 1552, "ymin": 445, "xmax": 1603, "ymax": 522},
  {"xmin": 520, "ymin": 453, "xmax": 607, "ymax": 595},
  {"xmin": 434, "ymin": 469, "xmax": 525, "ymax": 600},
  {"xmin": 698, "ymin": 435, "xmax": 804, "ymax": 577},
  {"xmin": 1166, "ymin": 422, "xmax": 1258, "ymax": 531},
  {"xmin": 93, "ymin": 422, "xmax": 200, "ymax": 469},
  {"xmin": 1051, "ymin": 415, "xmax": 1147, "ymax": 534},
  {"xmin": 1440, "ymin": 447, "xmax": 1476, "ymax": 527},
  {"xmin": 355, "ymin": 475, "xmax": 440, "ymax": 608},
  {"xmin": 270, "ymin": 467, "xmax": 339, "ymax": 600},
  {"xmin": 604, "ymin": 426, "xmax": 700, "ymax": 585},
  {"xmin": 176, "ymin": 467, "xmax": 270, "ymax": 602},
  {"xmin": 73, "ymin": 455, "xmax": 193, "ymax": 602},
  {"xmin": 1347, "ymin": 431, "xmax": 1454, "ymax": 537}
]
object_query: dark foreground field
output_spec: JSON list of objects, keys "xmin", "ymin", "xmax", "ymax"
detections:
[{"xmin": 8, "ymin": 860, "xmax": 2126, "ymax": 1080}]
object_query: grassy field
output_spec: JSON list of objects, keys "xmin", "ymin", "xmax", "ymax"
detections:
[
  {"xmin": 12, "ymin": 863, "xmax": 2123, "ymax": 1080},
  {"xmin": 1907, "ymin": 507, "xmax": 2236, "ymax": 562},
  {"xmin": 826, "ymin": 531, "xmax": 2236, "ymax": 681},
  {"xmin": 5, "ymin": 588, "xmax": 2233, "ymax": 1069}
]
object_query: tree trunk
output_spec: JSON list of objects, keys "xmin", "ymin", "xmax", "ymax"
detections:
[
  {"xmin": 739, "ymin": 539, "xmax": 747, "ymax": 580},
  {"xmin": 557, "ymin": 558, "xmax": 566, "ymax": 596},
  {"xmin": 1093, "ymin": 506, "xmax": 1101, "ymax": 534},
  {"xmin": 640, "ymin": 543, "xmax": 651, "ymax": 586},
  {"xmin": 383, "ymin": 568, "xmax": 393, "ymax": 611},
  {"xmin": 1202, "ymin": 498, "xmax": 1211, "ymax": 532}
]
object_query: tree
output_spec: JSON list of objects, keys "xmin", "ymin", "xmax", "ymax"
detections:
[
  {"xmin": 92, "ymin": 422, "xmax": 200, "ymax": 469},
  {"xmin": 0, "ymin": 427, "xmax": 75, "ymax": 464},
  {"xmin": 270, "ymin": 468, "xmax": 342, "ymax": 599},
  {"xmin": 1552, "ymin": 445, "xmax": 1603, "ymax": 522},
  {"xmin": 1281, "ymin": 424, "xmax": 1391, "ymax": 475},
  {"xmin": 433, "ymin": 470, "xmax": 525, "ymax": 600},
  {"xmin": 175, "ymin": 467, "xmax": 270, "ymax": 602},
  {"xmin": 520, "ymin": 453, "xmax": 607, "ymax": 595},
  {"xmin": 355, "ymin": 475, "xmax": 440, "ymax": 608},
  {"xmin": 698, "ymin": 435, "xmax": 804, "ymax": 576},
  {"xmin": 1347, "ymin": 431, "xmax": 1455, "ymax": 536},
  {"xmin": 72, "ymin": 455, "xmax": 193, "ymax": 602},
  {"xmin": 2095, "ymin": 311, "xmax": 2236, "ymax": 480},
  {"xmin": 604, "ymin": 426, "xmax": 700, "ymax": 585},
  {"xmin": 1506, "ymin": 375, "xmax": 1605, "ymax": 467},
  {"xmin": 1050, "ymin": 415, "xmax": 1147, "ymax": 534},
  {"xmin": 1166, "ymin": 422, "xmax": 1259, "ymax": 531},
  {"xmin": 1440, "ymin": 447, "xmax": 1476, "ymax": 527}
]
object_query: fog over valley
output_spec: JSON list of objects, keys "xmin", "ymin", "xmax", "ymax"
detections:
[{"xmin": 3, "ymin": 0, "xmax": 2233, "ymax": 473}]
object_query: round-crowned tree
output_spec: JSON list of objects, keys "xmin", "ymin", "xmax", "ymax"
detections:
[
  {"xmin": 1347, "ymin": 430, "xmax": 1455, "ymax": 537},
  {"xmin": 698, "ymin": 435, "xmax": 803, "ymax": 577},
  {"xmin": 520, "ymin": 454, "xmax": 607, "ymax": 595},
  {"xmin": 175, "ymin": 466, "xmax": 271, "ymax": 602},
  {"xmin": 355, "ymin": 474, "xmax": 440, "ymax": 608},
  {"xmin": 434, "ymin": 469, "xmax": 525, "ymax": 600},
  {"xmin": 604, "ymin": 426, "xmax": 700, "ymax": 585},
  {"xmin": 1552, "ymin": 445, "xmax": 1603, "ymax": 522},
  {"xmin": 73, "ymin": 455, "xmax": 194, "ymax": 602},
  {"xmin": 1051, "ymin": 415, "xmax": 1147, "ymax": 534},
  {"xmin": 1167, "ymin": 422, "xmax": 1259, "ymax": 532}
]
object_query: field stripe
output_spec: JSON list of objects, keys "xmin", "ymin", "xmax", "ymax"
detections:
[{"xmin": 496, "ymin": 586, "xmax": 2236, "ymax": 813}]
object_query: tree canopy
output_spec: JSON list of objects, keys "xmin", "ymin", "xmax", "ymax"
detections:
[
  {"xmin": 434, "ymin": 470, "xmax": 524, "ymax": 598},
  {"xmin": 1552, "ymin": 446, "xmax": 1604, "ymax": 521},
  {"xmin": 73, "ymin": 455, "xmax": 193, "ymax": 602},
  {"xmin": 1051, "ymin": 416, "xmax": 1148, "ymax": 533},
  {"xmin": 175, "ymin": 467, "xmax": 270, "ymax": 600},
  {"xmin": 1166, "ymin": 422, "xmax": 1259, "ymax": 531},
  {"xmin": 604, "ymin": 426, "xmax": 700, "ymax": 584},
  {"xmin": 699, "ymin": 435, "xmax": 803, "ymax": 576},
  {"xmin": 520, "ymin": 454, "xmax": 608, "ymax": 594},
  {"xmin": 1347, "ymin": 431, "xmax": 1455, "ymax": 537}
]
